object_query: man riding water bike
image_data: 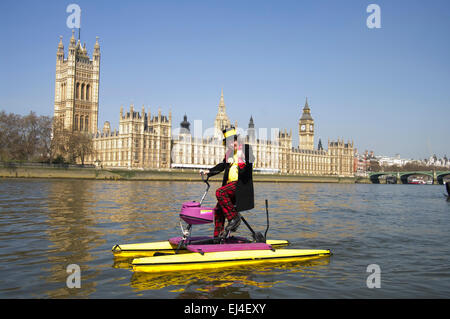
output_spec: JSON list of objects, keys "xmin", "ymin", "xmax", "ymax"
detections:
[{"xmin": 200, "ymin": 127, "xmax": 254, "ymax": 242}]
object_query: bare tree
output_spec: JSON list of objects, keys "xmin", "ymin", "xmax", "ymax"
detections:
[
  {"xmin": 66, "ymin": 132, "xmax": 94, "ymax": 165},
  {"xmin": 0, "ymin": 111, "xmax": 22, "ymax": 161},
  {"xmin": 50, "ymin": 117, "xmax": 70, "ymax": 163},
  {"xmin": 368, "ymin": 160, "xmax": 381, "ymax": 172},
  {"xmin": 1, "ymin": 111, "xmax": 96, "ymax": 165},
  {"xmin": 38, "ymin": 115, "xmax": 53, "ymax": 162},
  {"xmin": 0, "ymin": 111, "xmax": 52, "ymax": 162},
  {"xmin": 50, "ymin": 118, "xmax": 94, "ymax": 165}
]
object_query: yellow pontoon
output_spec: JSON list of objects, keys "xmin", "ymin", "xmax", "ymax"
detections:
[{"xmin": 131, "ymin": 248, "xmax": 331, "ymax": 273}]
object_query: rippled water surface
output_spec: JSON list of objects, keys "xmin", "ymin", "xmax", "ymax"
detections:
[{"xmin": 0, "ymin": 178, "xmax": 449, "ymax": 298}]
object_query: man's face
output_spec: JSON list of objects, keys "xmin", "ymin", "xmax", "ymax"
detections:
[{"xmin": 225, "ymin": 137, "xmax": 237, "ymax": 151}]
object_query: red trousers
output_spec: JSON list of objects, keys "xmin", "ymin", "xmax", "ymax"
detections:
[{"xmin": 214, "ymin": 181, "xmax": 238, "ymax": 237}]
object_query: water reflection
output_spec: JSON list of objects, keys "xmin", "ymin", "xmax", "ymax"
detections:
[
  {"xmin": 129, "ymin": 257, "xmax": 331, "ymax": 297},
  {"xmin": 44, "ymin": 180, "xmax": 99, "ymax": 298}
]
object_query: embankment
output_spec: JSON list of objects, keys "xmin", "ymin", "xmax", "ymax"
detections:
[{"xmin": 0, "ymin": 164, "xmax": 360, "ymax": 183}]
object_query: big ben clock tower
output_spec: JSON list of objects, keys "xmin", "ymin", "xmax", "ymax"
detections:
[{"xmin": 299, "ymin": 98, "xmax": 314, "ymax": 150}]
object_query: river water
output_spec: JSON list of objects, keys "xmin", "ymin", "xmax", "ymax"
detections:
[{"xmin": 0, "ymin": 178, "xmax": 449, "ymax": 298}]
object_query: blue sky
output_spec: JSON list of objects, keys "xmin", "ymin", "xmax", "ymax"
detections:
[{"xmin": 0, "ymin": 0, "xmax": 449, "ymax": 160}]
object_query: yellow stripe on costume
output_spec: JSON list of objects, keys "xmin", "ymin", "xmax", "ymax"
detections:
[{"xmin": 227, "ymin": 153, "xmax": 239, "ymax": 183}]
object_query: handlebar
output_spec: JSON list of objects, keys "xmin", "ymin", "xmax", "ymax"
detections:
[
  {"xmin": 201, "ymin": 171, "xmax": 210, "ymax": 187},
  {"xmin": 199, "ymin": 172, "xmax": 210, "ymax": 205}
]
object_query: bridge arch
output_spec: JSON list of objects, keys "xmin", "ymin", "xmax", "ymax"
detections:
[
  {"xmin": 369, "ymin": 172, "xmax": 397, "ymax": 184},
  {"xmin": 398, "ymin": 172, "xmax": 433, "ymax": 184},
  {"xmin": 437, "ymin": 172, "xmax": 450, "ymax": 185}
]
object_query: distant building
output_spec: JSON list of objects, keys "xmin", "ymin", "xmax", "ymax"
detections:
[
  {"xmin": 53, "ymin": 34, "xmax": 354, "ymax": 176},
  {"xmin": 172, "ymin": 96, "xmax": 354, "ymax": 176},
  {"xmin": 426, "ymin": 154, "xmax": 450, "ymax": 168},
  {"xmin": 89, "ymin": 105, "xmax": 172, "ymax": 169},
  {"xmin": 354, "ymin": 149, "xmax": 369, "ymax": 176},
  {"xmin": 378, "ymin": 154, "xmax": 412, "ymax": 167}
]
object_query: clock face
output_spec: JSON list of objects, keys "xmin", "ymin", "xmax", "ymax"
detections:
[
  {"xmin": 301, "ymin": 124, "xmax": 306, "ymax": 131},
  {"xmin": 309, "ymin": 124, "xmax": 313, "ymax": 131}
]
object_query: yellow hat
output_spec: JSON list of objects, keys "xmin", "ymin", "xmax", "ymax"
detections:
[{"xmin": 222, "ymin": 127, "xmax": 238, "ymax": 145}]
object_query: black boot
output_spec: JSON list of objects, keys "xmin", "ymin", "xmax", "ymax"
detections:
[{"xmin": 225, "ymin": 213, "xmax": 241, "ymax": 233}]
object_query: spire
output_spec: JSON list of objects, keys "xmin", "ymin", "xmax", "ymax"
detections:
[
  {"xmin": 57, "ymin": 36, "xmax": 64, "ymax": 60},
  {"xmin": 300, "ymin": 97, "xmax": 313, "ymax": 121},
  {"xmin": 70, "ymin": 29, "xmax": 76, "ymax": 46},
  {"xmin": 219, "ymin": 88, "xmax": 225, "ymax": 110},
  {"xmin": 94, "ymin": 36, "xmax": 100, "ymax": 49},
  {"xmin": 248, "ymin": 115, "xmax": 254, "ymax": 128},
  {"xmin": 214, "ymin": 88, "xmax": 231, "ymax": 137},
  {"xmin": 93, "ymin": 37, "xmax": 100, "ymax": 62},
  {"xmin": 58, "ymin": 36, "xmax": 64, "ymax": 49},
  {"xmin": 304, "ymin": 97, "xmax": 310, "ymax": 111}
]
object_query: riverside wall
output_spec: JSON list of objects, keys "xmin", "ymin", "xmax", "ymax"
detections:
[{"xmin": 0, "ymin": 164, "xmax": 363, "ymax": 183}]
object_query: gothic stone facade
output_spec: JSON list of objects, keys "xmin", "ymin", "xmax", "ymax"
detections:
[
  {"xmin": 171, "ymin": 94, "xmax": 354, "ymax": 177},
  {"xmin": 88, "ymin": 106, "xmax": 172, "ymax": 169},
  {"xmin": 54, "ymin": 30, "xmax": 100, "ymax": 134},
  {"xmin": 53, "ymin": 35, "xmax": 353, "ymax": 175}
]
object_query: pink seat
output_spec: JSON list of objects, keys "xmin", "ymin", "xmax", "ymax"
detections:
[
  {"xmin": 168, "ymin": 236, "xmax": 250, "ymax": 246},
  {"xmin": 186, "ymin": 243, "xmax": 272, "ymax": 253}
]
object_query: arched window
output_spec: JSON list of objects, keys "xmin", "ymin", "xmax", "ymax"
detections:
[
  {"xmin": 74, "ymin": 115, "xmax": 79, "ymax": 131},
  {"xmin": 85, "ymin": 116, "xmax": 89, "ymax": 131},
  {"xmin": 76, "ymin": 83, "xmax": 80, "ymax": 99},
  {"xmin": 81, "ymin": 84, "xmax": 85, "ymax": 100},
  {"xmin": 86, "ymin": 84, "xmax": 90, "ymax": 101},
  {"xmin": 80, "ymin": 115, "xmax": 84, "ymax": 131}
]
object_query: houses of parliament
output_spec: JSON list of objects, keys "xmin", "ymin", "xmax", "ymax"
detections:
[{"xmin": 53, "ymin": 33, "xmax": 354, "ymax": 176}]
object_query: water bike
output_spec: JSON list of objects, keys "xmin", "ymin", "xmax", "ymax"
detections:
[{"xmin": 112, "ymin": 175, "xmax": 331, "ymax": 273}]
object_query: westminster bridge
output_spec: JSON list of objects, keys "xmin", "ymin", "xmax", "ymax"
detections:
[{"xmin": 368, "ymin": 170, "xmax": 450, "ymax": 184}]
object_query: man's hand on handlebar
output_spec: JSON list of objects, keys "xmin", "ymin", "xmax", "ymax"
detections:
[{"xmin": 199, "ymin": 170, "xmax": 210, "ymax": 185}]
